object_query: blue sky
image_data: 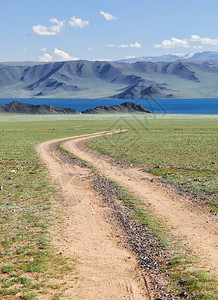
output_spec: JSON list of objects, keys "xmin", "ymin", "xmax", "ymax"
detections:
[{"xmin": 1, "ymin": 0, "xmax": 218, "ymax": 62}]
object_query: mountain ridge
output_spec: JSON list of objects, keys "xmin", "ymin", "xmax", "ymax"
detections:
[
  {"xmin": 0, "ymin": 57, "xmax": 218, "ymax": 99},
  {"xmin": 82, "ymin": 101, "xmax": 150, "ymax": 114},
  {"xmin": 0, "ymin": 101, "xmax": 151, "ymax": 114},
  {"xmin": 117, "ymin": 51, "xmax": 218, "ymax": 63},
  {"xmin": 0, "ymin": 101, "xmax": 79, "ymax": 114}
]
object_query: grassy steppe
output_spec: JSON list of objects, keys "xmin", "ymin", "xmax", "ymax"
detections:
[
  {"xmin": 0, "ymin": 114, "xmax": 102, "ymax": 299},
  {"xmin": 87, "ymin": 114, "xmax": 218, "ymax": 212},
  {"xmin": 0, "ymin": 113, "xmax": 217, "ymax": 299}
]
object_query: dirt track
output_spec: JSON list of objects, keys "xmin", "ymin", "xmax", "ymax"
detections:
[
  {"xmin": 37, "ymin": 130, "xmax": 217, "ymax": 299},
  {"xmin": 37, "ymin": 131, "xmax": 151, "ymax": 300}
]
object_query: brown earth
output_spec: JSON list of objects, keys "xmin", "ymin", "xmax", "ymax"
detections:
[
  {"xmin": 37, "ymin": 131, "xmax": 151, "ymax": 300},
  {"xmin": 37, "ymin": 130, "xmax": 217, "ymax": 299}
]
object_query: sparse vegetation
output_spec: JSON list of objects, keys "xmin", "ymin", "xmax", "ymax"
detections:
[
  {"xmin": 0, "ymin": 113, "xmax": 217, "ymax": 298},
  {"xmin": 61, "ymin": 138, "xmax": 218, "ymax": 299},
  {"xmin": 87, "ymin": 114, "xmax": 218, "ymax": 212},
  {"xmin": 0, "ymin": 114, "xmax": 97, "ymax": 299}
]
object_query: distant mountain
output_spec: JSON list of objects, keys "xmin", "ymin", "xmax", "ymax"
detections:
[
  {"xmin": 0, "ymin": 101, "xmax": 79, "ymax": 114},
  {"xmin": 117, "ymin": 54, "xmax": 194, "ymax": 63},
  {"xmin": 189, "ymin": 51, "xmax": 218, "ymax": 61},
  {"xmin": 82, "ymin": 101, "xmax": 150, "ymax": 114},
  {"xmin": 118, "ymin": 51, "xmax": 218, "ymax": 63},
  {"xmin": 0, "ymin": 58, "xmax": 218, "ymax": 99}
]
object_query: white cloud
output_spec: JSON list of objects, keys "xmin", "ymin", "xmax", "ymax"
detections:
[
  {"xmin": 100, "ymin": 11, "xmax": 117, "ymax": 21},
  {"xmin": 32, "ymin": 18, "xmax": 64, "ymax": 36},
  {"xmin": 190, "ymin": 35, "xmax": 218, "ymax": 45},
  {"xmin": 39, "ymin": 53, "xmax": 53, "ymax": 62},
  {"xmin": 154, "ymin": 34, "xmax": 218, "ymax": 49},
  {"xmin": 54, "ymin": 48, "xmax": 79, "ymax": 61},
  {"xmin": 88, "ymin": 48, "xmax": 92, "ymax": 51},
  {"xmin": 172, "ymin": 53, "xmax": 186, "ymax": 57},
  {"xmin": 108, "ymin": 42, "xmax": 141, "ymax": 48},
  {"xmin": 108, "ymin": 44, "xmax": 128, "ymax": 48},
  {"xmin": 23, "ymin": 48, "xmax": 28, "ymax": 51},
  {"xmin": 40, "ymin": 48, "xmax": 47, "ymax": 52},
  {"xmin": 39, "ymin": 48, "xmax": 79, "ymax": 62},
  {"xmin": 125, "ymin": 56, "xmax": 136, "ymax": 59},
  {"xmin": 69, "ymin": 16, "xmax": 89, "ymax": 28},
  {"xmin": 193, "ymin": 45, "xmax": 203, "ymax": 50},
  {"xmin": 154, "ymin": 37, "xmax": 190, "ymax": 49},
  {"xmin": 130, "ymin": 42, "xmax": 141, "ymax": 48},
  {"xmin": 118, "ymin": 44, "xmax": 129, "ymax": 48}
]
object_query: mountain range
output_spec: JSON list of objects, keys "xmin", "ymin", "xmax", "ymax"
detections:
[
  {"xmin": 1, "ymin": 51, "xmax": 218, "ymax": 99},
  {"xmin": 117, "ymin": 51, "xmax": 218, "ymax": 63}
]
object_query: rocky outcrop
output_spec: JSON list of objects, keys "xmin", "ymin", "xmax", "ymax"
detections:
[
  {"xmin": 82, "ymin": 102, "xmax": 150, "ymax": 114},
  {"xmin": 0, "ymin": 101, "xmax": 151, "ymax": 114},
  {"xmin": 0, "ymin": 101, "xmax": 80, "ymax": 114}
]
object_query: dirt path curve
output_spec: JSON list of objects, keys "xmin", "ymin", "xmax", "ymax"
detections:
[
  {"xmin": 63, "ymin": 131, "xmax": 218, "ymax": 277},
  {"xmin": 37, "ymin": 131, "xmax": 150, "ymax": 300}
]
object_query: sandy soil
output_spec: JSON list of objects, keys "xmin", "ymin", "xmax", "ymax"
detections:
[{"xmin": 37, "ymin": 132, "xmax": 151, "ymax": 300}]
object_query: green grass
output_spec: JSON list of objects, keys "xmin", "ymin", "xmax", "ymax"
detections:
[
  {"xmin": 87, "ymin": 114, "xmax": 218, "ymax": 211},
  {"xmin": 0, "ymin": 156, "xmax": 76, "ymax": 299},
  {"xmin": 0, "ymin": 112, "xmax": 217, "ymax": 298},
  {"xmin": 61, "ymin": 140, "xmax": 218, "ymax": 299},
  {"xmin": 0, "ymin": 114, "xmax": 100, "ymax": 299}
]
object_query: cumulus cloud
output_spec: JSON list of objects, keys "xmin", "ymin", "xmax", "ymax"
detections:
[
  {"xmin": 32, "ymin": 18, "xmax": 64, "ymax": 36},
  {"xmin": 38, "ymin": 48, "xmax": 79, "ymax": 62},
  {"xmin": 125, "ymin": 56, "xmax": 136, "ymax": 59},
  {"xmin": 154, "ymin": 37, "xmax": 190, "ymax": 49},
  {"xmin": 39, "ymin": 53, "xmax": 53, "ymax": 62},
  {"xmin": 108, "ymin": 42, "xmax": 141, "ymax": 48},
  {"xmin": 193, "ymin": 45, "xmax": 203, "ymax": 50},
  {"xmin": 69, "ymin": 16, "xmax": 89, "ymax": 28},
  {"xmin": 40, "ymin": 48, "xmax": 47, "ymax": 52},
  {"xmin": 100, "ymin": 11, "xmax": 117, "ymax": 21},
  {"xmin": 154, "ymin": 35, "xmax": 218, "ymax": 49},
  {"xmin": 54, "ymin": 48, "xmax": 79, "ymax": 61},
  {"xmin": 108, "ymin": 44, "xmax": 128, "ymax": 48},
  {"xmin": 190, "ymin": 35, "xmax": 218, "ymax": 45},
  {"xmin": 118, "ymin": 44, "xmax": 129, "ymax": 48},
  {"xmin": 130, "ymin": 42, "xmax": 141, "ymax": 48},
  {"xmin": 32, "ymin": 16, "xmax": 89, "ymax": 36}
]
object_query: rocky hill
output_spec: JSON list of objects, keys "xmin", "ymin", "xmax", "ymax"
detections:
[
  {"xmin": 0, "ymin": 101, "xmax": 151, "ymax": 114},
  {"xmin": 0, "ymin": 101, "xmax": 79, "ymax": 114},
  {"xmin": 82, "ymin": 102, "xmax": 150, "ymax": 114}
]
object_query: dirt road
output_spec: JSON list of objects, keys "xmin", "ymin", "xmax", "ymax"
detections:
[
  {"xmin": 63, "ymin": 132, "xmax": 218, "ymax": 276},
  {"xmin": 37, "ymin": 131, "xmax": 151, "ymax": 300},
  {"xmin": 37, "ymin": 130, "xmax": 217, "ymax": 299}
]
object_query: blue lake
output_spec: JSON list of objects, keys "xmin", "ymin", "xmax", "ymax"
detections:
[{"xmin": 0, "ymin": 98, "xmax": 218, "ymax": 114}]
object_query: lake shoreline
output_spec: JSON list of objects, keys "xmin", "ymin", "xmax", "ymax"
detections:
[{"xmin": 0, "ymin": 98, "xmax": 218, "ymax": 114}]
